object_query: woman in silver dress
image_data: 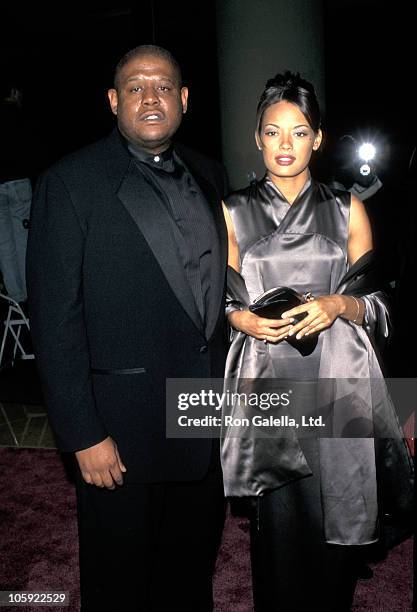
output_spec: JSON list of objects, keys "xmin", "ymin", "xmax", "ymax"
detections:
[{"xmin": 222, "ymin": 72, "xmax": 413, "ymax": 611}]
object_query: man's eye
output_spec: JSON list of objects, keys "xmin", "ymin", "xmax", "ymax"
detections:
[
  {"xmin": 158, "ymin": 86, "xmax": 170, "ymax": 91},
  {"xmin": 130, "ymin": 86, "xmax": 142, "ymax": 93}
]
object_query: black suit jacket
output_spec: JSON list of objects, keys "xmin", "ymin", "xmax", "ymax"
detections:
[{"xmin": 26, "ymin": 128, "xmax": 228, "ymax": 482}]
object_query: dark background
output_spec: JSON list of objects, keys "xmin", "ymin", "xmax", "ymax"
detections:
[
  {"xmin": 1, "ymin": 5, "xmax": 222, "ymax": 166},
  {"xmin": 2, "ymin": 2, "xmax": 415, "ymax": 175},
  {"xmin": 323, "ymin": 0, "xmax": 415, "ymax": 185}
]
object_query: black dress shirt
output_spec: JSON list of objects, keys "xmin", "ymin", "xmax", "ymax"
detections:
[{"xmin": 127, "ymin": 142, "xmax": 214, "ymax": 328}]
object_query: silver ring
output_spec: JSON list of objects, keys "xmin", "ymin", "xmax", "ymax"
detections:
[{"xmin": 303, "ymin": 292, "xmax": 315, "ymax": 302}]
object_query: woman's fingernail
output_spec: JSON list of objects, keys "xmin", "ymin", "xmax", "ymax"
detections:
[
  {"xmin": 296, "ymin": 332, "xmax": 302, "ymax": 339},
  {"xmin": 288, "ymin": 329, "xmax": 294, "ymax": 336}
]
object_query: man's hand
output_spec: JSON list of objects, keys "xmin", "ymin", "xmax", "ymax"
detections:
[{"xmin": 75, "ymin": 436, "xmax": 127, "ymax": 489}]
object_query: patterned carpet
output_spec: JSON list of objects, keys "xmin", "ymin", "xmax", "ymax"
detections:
[{"xmin": 0, "ymin": 447, "xmax": 413, "ymax": 611}]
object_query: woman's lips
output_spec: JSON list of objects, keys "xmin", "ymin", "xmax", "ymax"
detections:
[{"xmin": 275, "ymin": 155, "xmax": 295, "ymax": 166}]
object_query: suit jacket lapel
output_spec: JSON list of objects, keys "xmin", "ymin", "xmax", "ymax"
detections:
[
  {"xmin": 104, "ymin": 130, "xmax": 226, "ymax": 340},
  {"xmin": 116, "ymin": 159, "xmax": 205, "ymax": 335},
  {"xmin": 176, "ymin": 149, "xmax": 227, "ymax": 341}
]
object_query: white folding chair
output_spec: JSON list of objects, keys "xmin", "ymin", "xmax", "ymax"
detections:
[
  {"xmin": 20, "ymin": 404, "xmax": 49, "ymax": 446},
  {"xmin": 0, "ymin": 401, "xmax": 19, "ymax": 446},
  {"xmin": 0, "ymin": 293, "xmax": 34, "ymax": 368}
]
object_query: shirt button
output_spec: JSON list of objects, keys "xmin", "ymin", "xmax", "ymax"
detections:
[
  {"xmin": 154, "ymin": 155, "xmax": 160, "ymax": 162},
  {"xmin": 199, "ymin": 345, "xmax": 208, "ymax": 353}
]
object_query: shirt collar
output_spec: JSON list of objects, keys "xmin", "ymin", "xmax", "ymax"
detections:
[{"xmin": 126, "ymin": 140, "xmax": 175, "ymax": 173}]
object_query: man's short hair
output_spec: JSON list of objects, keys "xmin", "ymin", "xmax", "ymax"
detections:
[{"xmin": 114, "ymin": 44, "xmax": 182, "ymax": 89}]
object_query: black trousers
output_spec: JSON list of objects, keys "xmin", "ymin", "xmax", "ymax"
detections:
[
  {"xmin": 249, "ymin": 439, "xmax": 359, "ymax": 612},
  {"xmin": 75, "ymin": 445, "xmax": 225, "ymax": 611}
]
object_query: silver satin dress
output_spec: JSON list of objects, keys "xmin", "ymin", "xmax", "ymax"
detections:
[{"xmin": 222, "ymin": 175, "xmax": 412, "ymax": 545}]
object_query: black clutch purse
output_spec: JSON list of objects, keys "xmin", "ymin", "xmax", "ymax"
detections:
[{"xmin": 249, "ymin": 286, "xmax": 318, "ymax": 356}]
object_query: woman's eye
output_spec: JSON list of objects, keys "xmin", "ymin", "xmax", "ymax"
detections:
[
  {"xmin": 295, "ymin": 131, "xmax": 308, "ymax": 137},
  {"xmin": 265, "ymin": 130, "xmax": 277, "ymax": 137}
]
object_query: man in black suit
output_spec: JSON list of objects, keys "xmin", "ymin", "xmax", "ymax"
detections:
[{"xmin": 26, "ymin": 45, "xmax": 228, "ymax": 611}]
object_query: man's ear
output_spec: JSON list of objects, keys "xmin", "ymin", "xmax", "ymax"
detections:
[
  {"xmin": 313, "ymin": 129, "xmax": 322, "ymax": 151},
  {"xmin": 107, "ymin": 89, "xmax": 118, "ymax": 116},
  {"xmin": 181, "ymin": 86, "xmax": 189, "ymax": 114}
]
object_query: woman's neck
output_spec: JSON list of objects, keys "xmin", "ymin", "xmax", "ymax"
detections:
[{"xmin": 267, "ymin": 170, "xmax": 310, "ymax": 204}]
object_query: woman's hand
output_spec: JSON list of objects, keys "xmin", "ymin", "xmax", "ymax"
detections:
[
  {"xmin": 228, "ymin": 309, "xmax": 294, "ymax": 343},
  {"xmin": 282, "ymin": 295, "xmax": 345, "ymax": 339}
]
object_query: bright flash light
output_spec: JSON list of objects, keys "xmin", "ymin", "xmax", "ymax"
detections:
[{"xmin": 358, "ymin": 143, "xmax": 376, "ymax": 162}]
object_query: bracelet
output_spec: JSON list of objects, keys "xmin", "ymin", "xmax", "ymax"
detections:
[
  {"xmin": 225, "ymin": 302, "xmax": 243, "ymax": 316},
  {"xmin": 350, "ymin": 295, "xmax": 360, "ymax": 323}
]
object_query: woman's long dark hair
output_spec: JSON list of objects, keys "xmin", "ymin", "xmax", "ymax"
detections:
[{"xmin": 256, "ymin": 71, "xmax": 321, "ymax": 134}]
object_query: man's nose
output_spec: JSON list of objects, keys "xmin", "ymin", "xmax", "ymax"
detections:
[{"xmin": 142, "ymin": 86, "xmax": 159, "ymax": 105}]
